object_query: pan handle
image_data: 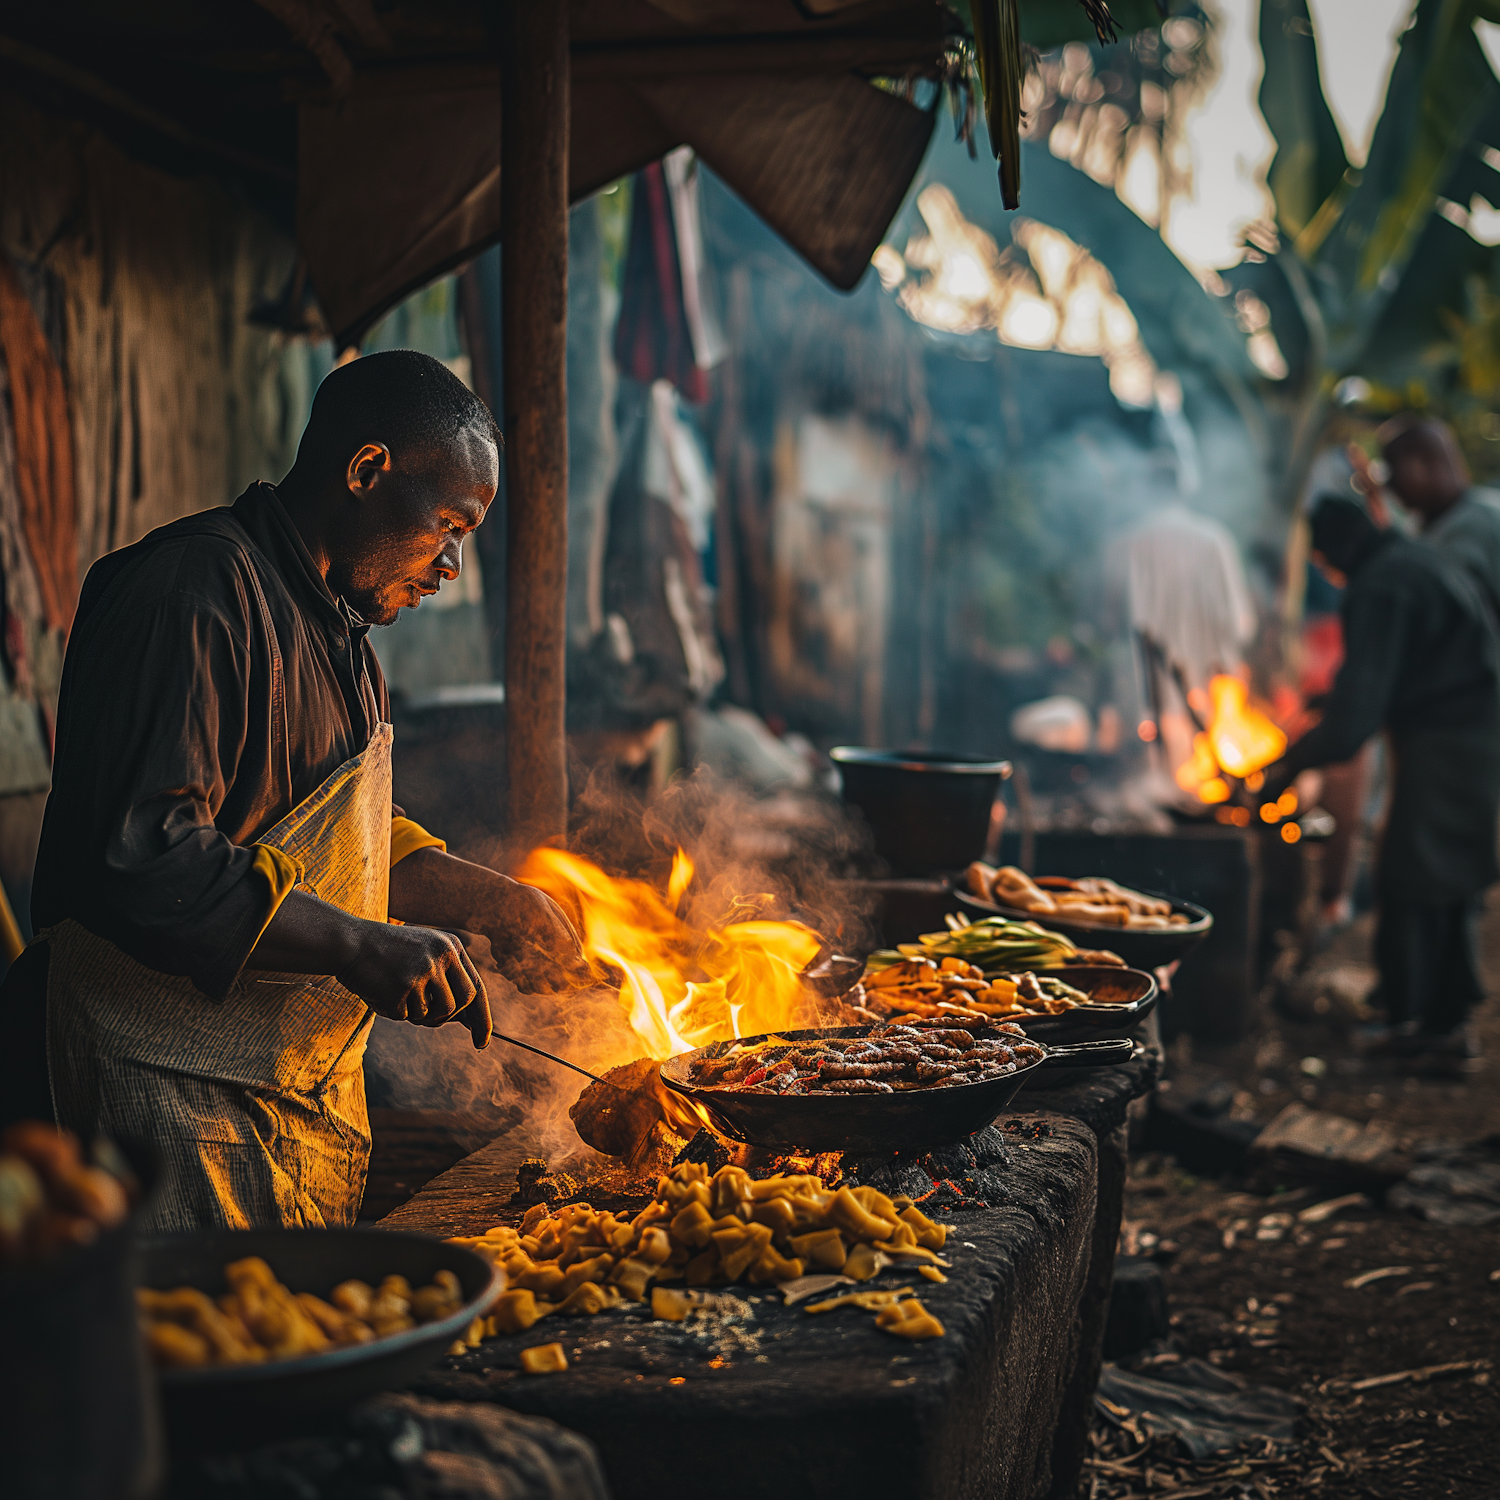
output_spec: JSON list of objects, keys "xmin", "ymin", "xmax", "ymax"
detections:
[{"xmin": 1038, "ymin": 1038, "xmax": 1135, "ymax": 1069}]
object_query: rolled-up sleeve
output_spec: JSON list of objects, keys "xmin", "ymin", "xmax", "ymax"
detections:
[{"xmin": 390, "ymin": 815, "xmax": 445, "ymax": 867}]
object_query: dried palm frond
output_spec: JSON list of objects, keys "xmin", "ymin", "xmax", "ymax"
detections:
[
  {"xmin": 1077, "ymin": 0, "xmax": 1121, "ymax": 45},
  {"xmin": 971, "ymin": 0, "xmax": 1025, "ymax": 209}
]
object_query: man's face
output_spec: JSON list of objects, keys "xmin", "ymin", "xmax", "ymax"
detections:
[
  {"xmin": 330, "ymin": 426, "xmax": 498, "ymax": 626},
  {"xmin": 1382, "ymin": 431, "xmax": 1467, "ymax": 518},
  {"xmin": 1384, "ymin": 448, "xmax": 1442, "ymax": 513}
]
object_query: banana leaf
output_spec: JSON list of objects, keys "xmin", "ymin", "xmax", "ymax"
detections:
[
  {"xmin": 1313, "ymin": 0, "xmax": 1500, "ymax": 368},
  {"xmin": 1338, "ymin": 83, "xmax": 1500, "ymax": 386},
  {"xmin": 1256, "ymin": 0, "xmax": 1349, "ymax": 240}
]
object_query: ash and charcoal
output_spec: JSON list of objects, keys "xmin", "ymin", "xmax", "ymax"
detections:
[
  {"xmin": 672, "ymin": 1129, "xmax": 733, "ymax": 1175},
  {"xmin": 847, "ymin": 1126, "xmax": 1014, "ymax": 1212},
  {"xmin": 511, "ymin": 1157, "xmax": 582, "ymax": 1207},
  {"xmin": 669, "ymin": 1124, "xmax": 1019, "ymax": 1210}
]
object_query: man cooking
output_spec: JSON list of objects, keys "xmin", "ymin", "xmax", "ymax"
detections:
[
  {"xmin": 5, "ymin": 349, "xmax": 585, "ymax": 1230},
  {"xmin": 1263, "ymin": 494, "xmax": 1500, "ymax": 1077}
]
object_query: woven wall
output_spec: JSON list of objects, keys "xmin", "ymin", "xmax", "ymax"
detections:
[{"xmin": 0, "ymin": 94, "xmax": 303, "ymax": 920}]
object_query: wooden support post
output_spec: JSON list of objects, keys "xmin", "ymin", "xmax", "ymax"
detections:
[{"xmin": 501, "ymin": 2, "xmax": 570, "ymax": 851}]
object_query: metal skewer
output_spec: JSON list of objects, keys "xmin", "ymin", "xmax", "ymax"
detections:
[{"xmin": 490, "ymin": 1029, "xmax": 602, "ymax": 1083}]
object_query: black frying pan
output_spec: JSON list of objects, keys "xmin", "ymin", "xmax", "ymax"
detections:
[{"xmin": 660, "ymin": 1027, "xmax": 1134, "ymax": 1155}]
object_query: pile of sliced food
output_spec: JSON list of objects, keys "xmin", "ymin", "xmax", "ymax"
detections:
[
  {"xmin": 687, "ymin": 1021, "xmax": 1045, "ymax": 1094},
  {"xmin": 860, "ymin": 958, "xmax": 1102, "ymax": 1022},
  {"xmin": 967, "ymin": 863, "xmax": 1191, "ymax": 929},
  {"xmin": 870, "ymin": 912, "xmax": 1123, "ymax": 974},
  {"xmin": 450, "ymin": 1160, "xmax": 951, "ymax": 1342}
]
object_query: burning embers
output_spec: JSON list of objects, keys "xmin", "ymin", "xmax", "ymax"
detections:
[{"xmin": 1173, "ymin": 675, "xmax": 1287, "ymax": 811}]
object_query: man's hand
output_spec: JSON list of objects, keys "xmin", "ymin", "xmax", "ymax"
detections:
[
  {"xmin": 337, "ymin": 923, "xmax": 491, "ymax": 1048},
  {"xmin": 389, "ymin": 850, "xmax": 592, "ymax": 993},
  {"xmin": 247, "ymin": 887, "xmax": 492, "ymax": 1048}
]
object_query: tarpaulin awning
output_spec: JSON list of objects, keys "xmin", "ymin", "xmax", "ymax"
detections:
[{"xmin": 0, "ymin": 1, "xmax": 958, "ymax": 345}]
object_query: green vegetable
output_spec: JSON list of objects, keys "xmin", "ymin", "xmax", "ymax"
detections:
[{"xmin": 865, "ymin": 912, "xmax": 1077, "ymax": 977}]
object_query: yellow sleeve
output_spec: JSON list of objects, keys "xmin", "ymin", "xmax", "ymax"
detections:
[
  {"xmin": 249, "ymin": 844, "xmax": 304, "ymax": 945},
  {"xmin": 391, "ymin": 815, "xmax": 446, "ymax": 868}
]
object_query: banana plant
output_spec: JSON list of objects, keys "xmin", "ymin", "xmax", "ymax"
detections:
[{"xmin": 1254, "ymin": 0, "xmax": 1500, "ymax": 488}]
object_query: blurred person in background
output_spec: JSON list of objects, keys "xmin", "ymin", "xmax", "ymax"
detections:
[
  {"xmin": 1122, "ymin": 501, "xmax": 1257, "ymax": 790},
  {"xmin": 1263, "ymin": 495, "xmax": 1500, "ymax": 1077},
  {"xmin": 1354, "ymin": 415, "xmax": 1500, "ymax": 622}
]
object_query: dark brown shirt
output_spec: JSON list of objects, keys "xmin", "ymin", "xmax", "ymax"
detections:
[{"xmin": 33, "ymin": 483, "xmax": 388, "ymax": 997}]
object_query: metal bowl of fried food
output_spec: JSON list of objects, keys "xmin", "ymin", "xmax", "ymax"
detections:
[
  {"xmin": 954, "ymin": 889, "xmax": 1212, "ymax": 969},
  {"xmin": 1001, "ymin": 965, "xmax": 1157, "ymax": 1045},
  {"xmin": 138, "ymin": 1228, "xmax": 502, "ymax": 1449}
]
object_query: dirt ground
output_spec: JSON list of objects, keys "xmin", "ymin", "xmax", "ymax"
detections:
[{"xmin": 1087, "ymin": 895, "xmax": 1500, "ymax": 1499}]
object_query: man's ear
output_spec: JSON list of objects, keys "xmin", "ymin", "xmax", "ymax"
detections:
[{"xmin": 347, "ymin": 443, "xmax": 392, "ymax": 497}]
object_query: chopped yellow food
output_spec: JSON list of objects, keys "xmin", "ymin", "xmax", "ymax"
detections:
[
  {"xmin": 448, "ymin": 1163, "xmax": 951, "ymax": 1342},
  {"xmin": 139, "ymin": 1256, "xmax": 468, "ymax": 1368},
  {"xmin": 651, "ymin": 1286, "xmax": 695, "ymax": 1321},
  {"xmin": 874, "ymin": 1298, "xmax": 946, "ymax": 1340},
  {"xmin": 804, "ymin": 1286, "xmax": 914, "ymax": 1314},
  {"xmin": 519, "ymin": 1341, "xmax": 569, "ymax": 1373}
]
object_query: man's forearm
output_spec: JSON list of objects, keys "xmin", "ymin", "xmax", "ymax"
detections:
[
  {"xmin": 389, "ymin": 847, "xmax": 589, "ymax": 987},
  {"xmin": 246, "ymin": 887, "xmax": 368, "ymax": 973},
  {"xmin": 388, "ymin": 847, "xmax": 508, "ymax": 929}
]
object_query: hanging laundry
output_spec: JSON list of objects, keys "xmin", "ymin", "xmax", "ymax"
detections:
[{"xmin": 614, "ymin": 151, "xmax": 725, "ymax": 403}]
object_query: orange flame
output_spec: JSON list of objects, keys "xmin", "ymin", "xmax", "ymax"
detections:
[
  {"xmin": 1175, "ymin": 674, "xmax": 1287, "ymax": 804},
  {"xmin": 518, "ymin": 847, "xmax": 824, "ymax": 1061}
]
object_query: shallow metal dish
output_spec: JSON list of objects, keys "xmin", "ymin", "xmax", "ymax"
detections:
[
  {"xmin": 1002, "ymin": 965, "xmax": 1158, "ymax": 1045},
  {"xmin": 954, "ymin": 887, "xmax": 1213, "ymax": 969},
  {"xmin": 139, "ymin": 1227, "xmax": 502, "ymax": 1450},
  {"xmin": 661, "ymin": 1026, "xmax": 1133, "ymax": 1154}
]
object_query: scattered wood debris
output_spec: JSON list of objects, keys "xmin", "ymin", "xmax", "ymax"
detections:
[
  {"xmin": 1296, "ymin": 1192, "xmax": 1370, "ymax": 1224},
  {"xmin": 1320, "ymin": 1359, "xmax": 1492, "ymax": 1396},
  {"xmin": 1343, "ymin": 1265, "xmax": 1412, "ymax": 1289}
]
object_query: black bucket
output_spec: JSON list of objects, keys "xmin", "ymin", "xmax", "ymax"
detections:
[
  {"xmin": 831, "ymin": 747, "xmax": 1011, "ymax": 877},
  {"xmin": 0, "ymin": 1184, "xmax": 164, "ymax": 1498}
]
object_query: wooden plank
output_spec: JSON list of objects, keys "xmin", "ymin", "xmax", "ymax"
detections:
[
  {"xmin": 378, "ymin": 1127, "xmax": 537, "ymax": 1238},
  {"xmin": 501, "ymin": 0, "xmax": 570, "ymax": 851}
]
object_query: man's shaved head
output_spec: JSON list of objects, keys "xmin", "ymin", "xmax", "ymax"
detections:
[
  {"xmin": 277, "ymin": 349, "xmax": 501, "ymax": 626},
  {"xmin": 296, "ymin": 349, "xmax": 500, "ymax": 477},
  {"xmin": 1379, "ymin": 413, "xmax": 1469, "ymax": 522}
]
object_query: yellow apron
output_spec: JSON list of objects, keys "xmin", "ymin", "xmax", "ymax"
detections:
[{"xmin": 45, "ymin": 723, "xmax": 393, "ymax": 1231}]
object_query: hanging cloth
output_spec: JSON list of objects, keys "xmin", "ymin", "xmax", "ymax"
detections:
[{"xmin": 614, "ymin": 157, "xmax": 719, "ymax": 403}]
